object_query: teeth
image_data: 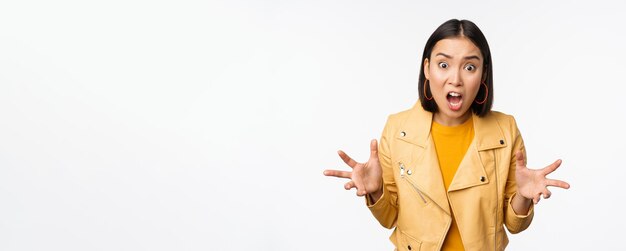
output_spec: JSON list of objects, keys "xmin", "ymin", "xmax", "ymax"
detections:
[{"xmin": 449, "ymin": 92, "xmax": 461, "ymax": 97}]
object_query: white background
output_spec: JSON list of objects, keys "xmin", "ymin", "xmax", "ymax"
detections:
[{"xmin": 1, "ymin": 0, "xmax": 625, "ymax": 250}]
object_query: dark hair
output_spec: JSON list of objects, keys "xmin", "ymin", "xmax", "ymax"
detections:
[{"xmin": 418, "ymin": 19, "xmax": 493, "ymax": 117}]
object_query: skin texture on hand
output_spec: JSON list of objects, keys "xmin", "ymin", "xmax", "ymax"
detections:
[
  {"xmin": 512, "ymin": 151, "xmax": 571, "ymax": 214},
  {"xmin": 323, "ymin": 139, "xmax": 383, "ymax": 200}
]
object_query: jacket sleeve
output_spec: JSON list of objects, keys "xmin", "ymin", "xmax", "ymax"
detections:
[
  {"xmin": 503, "ymin": 116, "xmax": 534, "ymax": 234},
  {"xmin": 364, "ymin": 115, "xmax": 399, "ymax": 229}
]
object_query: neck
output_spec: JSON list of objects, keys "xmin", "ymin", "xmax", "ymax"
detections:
[{"xmin": 433, "ymin": 111, "xmax": 472, "ymax": 126}]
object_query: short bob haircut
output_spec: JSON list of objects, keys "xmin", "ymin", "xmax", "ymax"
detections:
[{"xmin": 418, "ymin": 19, "xmax": 494, "ymax": 117}]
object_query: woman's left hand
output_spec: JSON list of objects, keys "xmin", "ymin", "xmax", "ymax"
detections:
[{"xmin": 515, "ymin": 151, "xmax": 570, "ymax": 204}]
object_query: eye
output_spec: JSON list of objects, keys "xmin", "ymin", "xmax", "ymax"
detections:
[
  {"xmin": 464, "ymin": 64, "xmax": 476, "ymax": 71},
  {"xmin": 438, "ymin": 62, "xmax": 448, "ymax": 69}
]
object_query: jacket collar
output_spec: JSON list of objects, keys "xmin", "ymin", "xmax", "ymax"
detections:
[{"xmin": 396, "ymin": 101, "xmax": 507, "ymax": 150}]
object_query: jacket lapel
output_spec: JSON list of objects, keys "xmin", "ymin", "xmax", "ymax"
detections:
[{"xmin": 448, "ymin": 112, "xmax": 508, "ymax": 192}]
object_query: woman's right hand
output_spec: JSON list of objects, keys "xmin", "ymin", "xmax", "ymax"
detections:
[{"xmin": 323, "ymin": 139, "xmax": 383, "ymax": 201}]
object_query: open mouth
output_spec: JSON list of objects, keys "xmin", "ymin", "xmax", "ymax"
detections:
[{"xmin": 446, "ymin": 92, "xmax": 463, "ymax": 111}]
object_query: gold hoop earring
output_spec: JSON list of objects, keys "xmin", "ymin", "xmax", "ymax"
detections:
[
  {"xmin": 475, "ymin": 81, "xmax": 488, "ymax": 105},
  {"xmin": 423, "ymin": 79, "xmax": 433, "ymax": 101}
]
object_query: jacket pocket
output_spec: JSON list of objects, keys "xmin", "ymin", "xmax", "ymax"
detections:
[{"xmin": 397, "ymin": 230, "xmax": 422, "ymax": 251}]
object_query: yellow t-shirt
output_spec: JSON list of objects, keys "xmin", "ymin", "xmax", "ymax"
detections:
[{"xmin": 431, "ymin": 117, "xmax": 474, "ymax": 251}]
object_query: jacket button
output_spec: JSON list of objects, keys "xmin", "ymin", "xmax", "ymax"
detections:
[
  {"xmin": 400, "ymin": 131, "xmax": 406, "ymax": 137},
  {"xmin": 407, "ymin": 170, "xmax": 412, "ymax": 175},
  {"xmin": 499, "ymin": 139, "xmax": 504, "ymax": 145},
  {"xmin": 408, "ymin": 245, "xmax": 412, "ymax": 250},
  {"xmin": 480, "ymin": 176, "xmax": 486, "ymax": 182}
]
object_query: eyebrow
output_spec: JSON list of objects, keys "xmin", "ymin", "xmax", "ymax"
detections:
[{"xmin": 435, "ymin": 52, "xmax": 481, "ymax": 61}]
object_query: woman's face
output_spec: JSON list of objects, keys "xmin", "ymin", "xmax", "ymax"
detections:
[{"xmin": 424, "ymin": 36, "xmax": 485, "ymax": 126}]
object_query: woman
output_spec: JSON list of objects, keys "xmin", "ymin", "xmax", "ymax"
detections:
[{"xmin": 323, "ymin": 19, "xmax": 570, "ymax": 251}]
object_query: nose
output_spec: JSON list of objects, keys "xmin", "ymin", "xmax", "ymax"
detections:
[{"xmin": 448, "ymin": 68, "xmax": 463, "ymax": 87}]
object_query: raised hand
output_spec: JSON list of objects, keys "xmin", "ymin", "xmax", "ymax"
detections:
[
  {"xmin": 515, "ymin": 151, "xmax": 570, "ymax": 204},
  {"xmin": 323, "ymin": 139, "xmax": 383, "ymax": 198}
]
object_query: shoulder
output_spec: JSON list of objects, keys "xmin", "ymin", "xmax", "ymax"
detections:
[
  {"xmin": 489, "ymin": 110, "xmax": 515, "ymax": 123},
  {"xmin": 384, "ymin": 101, "xmax": 430, "ymax": 126},
  {"xmin": 383, "ymin": 103, "xmax": 425, "ymax": 133},
  {"xmin": 487, "ymin": 110, "xmax": 521, "ymax": 134},
  {"xmin": 386, "ymin": 107, "xmax": 414, "ymax": 125},
  {"xmin": 379, "ymin": 108, "xmax": 409, "ymax": 139}
]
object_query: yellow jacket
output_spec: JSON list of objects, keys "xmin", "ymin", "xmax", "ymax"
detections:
[{"xmin": 367, "ymin": 102, "xmax": 534, "ymax": 251}]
